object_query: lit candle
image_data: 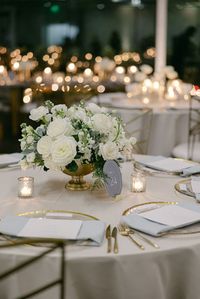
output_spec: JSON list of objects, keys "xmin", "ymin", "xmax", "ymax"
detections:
[
  {"xmin": 18, "ymin": 177, "xmax": 34, "ymax": 198},
  {"xmin": 131, "ymin": 173, "xmax": 146, "ymax": 192}
]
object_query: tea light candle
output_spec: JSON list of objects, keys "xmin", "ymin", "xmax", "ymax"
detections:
[
  {"xmin": 18, "ymin": 176, "xmax": 34, "ymax": 198},
  {"xmin": 131, "ymin": 173, "xmax": 146, "ymax": 192}
]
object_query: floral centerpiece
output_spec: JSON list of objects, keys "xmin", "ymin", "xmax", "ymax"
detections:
[{"xmin": 19, "ymin": 100, "xmax": 136, "ymax": 190}]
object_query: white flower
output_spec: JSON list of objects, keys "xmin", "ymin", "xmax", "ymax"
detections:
[
  {"xmin": 26, "ymin": 135, "xmax": 34, "ymax": 144},
  {"xmin": 43, "ymin": 157, "xmax": 61, "ymax": 171},
  {"xmin": 26, "ymin": 152, "xmax": 35, "ymax": 163},
  {"xmin": 47, "ymin": 118, "xmax": 72, "ymax": 138},
  {"xmin": 20, "ymin": 140, "xmax": 26, "ymax": 151},
  {"xmin": 140, "ymin": 64, "xmax": 153, "ymax": 75},
  {"xmin": 37, "ymin": 136, "xmax": 52, "ymax": 156},
  {"xmin": 29, "ymin": 106, "xmax": 48, "ymax": 121},
  {"xmin": 51, "ymin": 136, "xmax": 77, "ymax": 166},
  {"xmin": 51, "ymin": 104, "xmax": 68, "ymax": 116},
  {"xmin": 19, "ymin": 159, "xmax": 30, "ymax": 170},
  {"xmin": 92, "ymin": 113, "xmax": 113, "ymax": 134},
  {"xmin": 100, "ymin": 141, "xmax": 119, "ymax": 160}
]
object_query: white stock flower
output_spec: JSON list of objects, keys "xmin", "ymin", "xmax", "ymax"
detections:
[
  {"xmin": 51, "ymin": 136, "xmax": 77, "ymax": 166},
  {"xmin": 43, "ymin": 157, "xmax": 61, "ymax": 171},
  {"xmin": 26, "ymin": 135, "xmax": 34, "ymax": 144},
  {"xmin": 26, "ymin": 152, "xmax": 35, "ymax": 163},
  {"xmin": 20, "ymin": 140, "xmax": 26, "ymax": 151},
  {"xmin": 51, "ymin": 104, "xmax": 68, "ymax": 116},
  {"xmin": 29, "ymin": 106, "xmax": 48, "ymax": 121},
  {"xmin": 47, "ymin": 118, "xmax": 72, "ymax": 138},
  {"xmin": 37, "ymin": 136, "xmax": 52, "ymax": 156},
  {"xmin": 19, "ymin": 159, "xmax": 30, "ymax": 170},
  {"xmin": 92, "ymin": 113, "xmax": 112, "ymax": 134},
  {"xmin": 100, "ymin": 141, "xmax": 119, "ymax": 160}
]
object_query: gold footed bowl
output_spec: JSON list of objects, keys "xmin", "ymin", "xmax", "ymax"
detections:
[{"xmin": 63, "ymin": 163, "xmax": 94, "ymax": 191}]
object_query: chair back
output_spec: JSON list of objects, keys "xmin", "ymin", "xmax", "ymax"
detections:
[{"xmin": 0, "ymin": 238, "xmax": 66, "ymax": 299}]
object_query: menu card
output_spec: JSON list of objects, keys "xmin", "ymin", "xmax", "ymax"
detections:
[
  {"xmin": 18, "ymin": 218, "xmax": 82, "ymax": 239},
  {"xmin": 140, "ymin": 205, "xmax": 200, "ymax": 227}
]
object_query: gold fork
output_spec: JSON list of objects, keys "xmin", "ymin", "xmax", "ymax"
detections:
[
  {"xmin": 123, "ymin": 225, "xmax": 159, "ymax": 249},
  {"xmin": 118, "ymin": 225, "xmax": 145, "ymax": 250}
]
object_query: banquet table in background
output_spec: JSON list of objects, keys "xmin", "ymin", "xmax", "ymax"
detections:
[
  {"xmin": 90, "ymin": 92, "xmax": 200, "ymax": 156},
  {"xmin": 1, "ymin": 159, "xmax": 200, "ymax": 299}
]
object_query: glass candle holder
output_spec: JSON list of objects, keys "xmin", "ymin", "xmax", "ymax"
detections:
[
  {"xmin": 131, "ymin": 172, "xmax": 146, "ymax": 193},
  {"xmin": 18, "ymin": 176, "xmax": 34, "ymax": 198}
]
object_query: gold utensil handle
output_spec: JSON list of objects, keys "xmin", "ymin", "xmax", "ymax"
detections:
[
  {"xmin": 137, "ymin": 233, "xmax": 159, "ymax": 249},
  {"xmin": 113, "ymin": 237, "xmax": 118, "ymax": 254},
  {"xmin": 128, "ymin": 234, "xmax": 145, "ymax": 250},
  {"xmin": 107, "ymin": 237, "xmax": 112, "ymax": 253}
]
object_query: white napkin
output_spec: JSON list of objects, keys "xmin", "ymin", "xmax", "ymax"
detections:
[
  {"xmin": 0, "ymin": 153, "xmax": 22, "ymax": 168},
  {"xmin": 144, "ymin": 158, "xmax": 194, "ymax": 172},
  {"xmin": 191, "ymin": 176, "xmax": 200, "ymax": 202}
]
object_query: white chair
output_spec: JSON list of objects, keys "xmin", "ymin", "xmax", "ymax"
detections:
[{"xmin": 172, "ymin": 96, "xmax": 200, "ymax": 162}]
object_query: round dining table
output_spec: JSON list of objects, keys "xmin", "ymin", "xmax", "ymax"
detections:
[{"xmin": 0, "ymin": 159, "xmax": 200, "ymax": 299}]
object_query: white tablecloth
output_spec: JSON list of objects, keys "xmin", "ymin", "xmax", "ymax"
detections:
[
  {"xmin": 90, "ymin": 93, "xmax": 194, "ymax": 156},
  {"xmin": 1, "ymin": 161, "xmax": 200, "ymax": 298}
]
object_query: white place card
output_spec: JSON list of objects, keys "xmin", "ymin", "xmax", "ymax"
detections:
[
  {"xmin": 18, "ymin": 218, "xmax": 82, "ymax": 240},
  {"xmin": 140, "ymin": 205, "xmax": 200, "ymax": 227},
  {"xmin": 146, "ymin": 158, "xmax": 193, "ymax": 172}
]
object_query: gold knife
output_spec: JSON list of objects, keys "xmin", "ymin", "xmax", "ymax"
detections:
[
  {"xmin": 106, "ymin": 225, "xmax": 112, "ymax": 253},
  {"xmin": 112, "ymin": 227, "xmax": 118, "ymax": 254}
]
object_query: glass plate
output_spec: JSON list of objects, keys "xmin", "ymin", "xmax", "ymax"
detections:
[
  {"xmin": 175, "ymin": 179, "xmax": 194, "ymax": 198},
  {"xmin": 122, "ymin": 201, "xmax": 200, "ymax": 235}
]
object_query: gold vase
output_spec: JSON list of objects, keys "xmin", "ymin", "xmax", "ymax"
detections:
[{"xmin": 63, "ymin": 163, "xmax": 94, "ymax": 191}]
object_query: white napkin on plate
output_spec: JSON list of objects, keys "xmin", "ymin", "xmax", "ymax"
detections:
[{"xmin": 0, "ymin": 153, "xmax": 22, "ymax": 168}]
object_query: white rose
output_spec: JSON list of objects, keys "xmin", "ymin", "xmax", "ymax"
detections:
[
  {"xmin": 29, "ymin": 106, "xmax": 48, "ymax": 121},
  {"xmin": 37, "ymin": 136, "xmax": 52, "ymax": 156},
  {"xmin": 26, "ymin": 152, "xmax": 35, "ymax": 163},
  {"xmin": 100, "ymin": 142, "xmax": 119, "ymax": 160},
  {"xmin": 47, "ymin": 118, "xmax": 72, "ymax": 138},
  {"xmin": 43, "ymin": 157, "xmax": 61, "ymax": 171},
  {"xmin": 92, "ymin": 113, "xmax": 112, "ymax": 134},
  {"xmin": 51, "ymin": 136, "xmax": 77, "ymax": 166}
]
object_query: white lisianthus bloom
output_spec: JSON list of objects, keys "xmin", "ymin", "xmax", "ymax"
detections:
[
  {"xmin": 92, "ymin": 113, "xmax": 113, "ymax": 134},
  {"xmin": 51, "ymin": 136, "xmax": 77, "ymax": 166},
  {"xmin": 47, "ymin": 118, "xmax": 72, "ymax": 138},
  {"xmin": 26, "ymin": 152, "xmax": 35, "ymax": 163},
  {"xmin": 100, "ymin": 141, "xmax": 119, "ymax": 160},
  {"xmin": 26, "ymin": 135, "xmax": 34, "ymax": 144},
  {"xmin": 140, "ymin": 64, "xmax": 153, "ymax": 75},
  {"xmin": 29, "ymin": 106, "xmax": 49, "ymax": 121},
  {"xmin": 51, "ymin": 104, "xmax": 68, "ymax": 116},
  {"xmin": 19, "ymin": 159, "xmax": 30, "ymax": 170},
  {"xmin": 37, "ymin": 136, "xmax": 52, "ymax": 156}
]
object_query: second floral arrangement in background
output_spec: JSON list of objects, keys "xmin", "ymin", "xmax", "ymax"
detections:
[{"xmin": 19, "ymin": 100, "xmax": 136, "ymax": 184}]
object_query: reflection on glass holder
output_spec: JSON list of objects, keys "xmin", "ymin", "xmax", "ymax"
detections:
[
  {"xmin": 131, "ymin": 172, "xmax": 146, "ymax": 193},
  {"xmin": 18, "ymin": 176, "xmax": 34, "ymax": 198}
]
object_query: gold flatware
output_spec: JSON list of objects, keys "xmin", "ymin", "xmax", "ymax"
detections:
[
  {"xmin": 106, "ymin": 225, "xmax": 112, "ymax": 253},
  {"xmin": 123, "ymin": 226, "xmax": 159, "ymax": 249},
  {"xmin": 118, "ymin": 225, "xmax": 145, "ymax": 250},
  {"xmin": 111, "ymin": 227, "xmax": 118, "ymax": 254}
]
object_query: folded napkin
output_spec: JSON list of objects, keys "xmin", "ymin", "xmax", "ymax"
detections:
[
  {"xmin": 0, "ymin": 216, "xmax": 106, "ymax": 246},
  {"xmin": 121, "ymin": 203, "xmax": 200, "ymax": 237},
  {"xmin": 191, "ymin": 177, "xmax": 200, "ymax": 202},
  {"xmin": 0, "ymin": 153, "xmax": 22, "ymax": 168},
  {"xmin": 181, "ymin": 166, "xmax": 200, "ymax": 177}
]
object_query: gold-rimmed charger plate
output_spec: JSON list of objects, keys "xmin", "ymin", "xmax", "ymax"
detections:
[
  {"xmin": 175, "ymin": 179, "xmax": 194, "ymax": 198},
  {"xmin": 122, "ymin": 201, "xmax": 200, "ymax": 235},
  {"xmin": 0, "ymin": 210, "xmax": 98, "ymax": 246}
]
